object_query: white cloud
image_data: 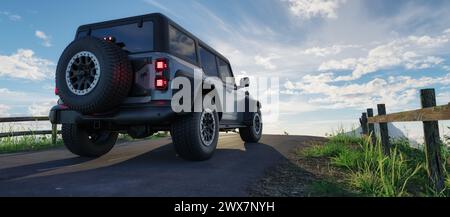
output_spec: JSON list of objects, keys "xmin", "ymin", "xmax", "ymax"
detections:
[
  {"xmin": 0, "ymin": 49, "xmax": 54, "ymax": 80},
  {"xmin": 0, "ymin": 104, "xmax": 11, "ymax": 117},
  {"xmin": 286, "ymin": 0, "xmax": 346, "ymax": 19},
  {"xmin": 278, "ymin": 99, "xmax": 317, "ymax": 114},
  {"xmin": 408, "ymin": 35, "xmax": 449, "ymax": 48},
  {"xmin": 437, "ymin": 91, "xmax": 450, "ymax": 105},
  {"xmin": 285, "ymin": 73, "xmax": 450, "ymax": 110},
  {"xmin": 0, "ymin": 88, "xmax": 55, "ymax": 104},
  {"xmin": 254, "ymin": 55, "xmax": 278, "ymax": 70},
  {"xmin": 35, "ymin": 30, "xmax": 52, "ymax": 47},
  {"xmin": 0, "ymin": 11, "xmax": 21, "ymax": 21},
  {"xmin": 304, "ymin": 46, "xmax": 339, "ymax": 57},
  {"xmin": 28, "ymin": 101, "xmax": 55, "ymax": 116},
  {"xmin": 0, "ymin": 88, "xmax": 26, "ymax": 98},
  {"xmin": 319, "ymin": 31, "xmax": 450, "ymax": 81},
  {"xmin": 0, "ymin": 88, "xmax": 58, "ymax": 118},
  {"xmin": 0, "ymin": 88, "xmax": 57, "ymax": 118}
]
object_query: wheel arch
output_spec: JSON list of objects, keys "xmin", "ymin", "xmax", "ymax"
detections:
[{"xmin": 174, "ymin": 70, "xmax": 224, "ymax": 120}]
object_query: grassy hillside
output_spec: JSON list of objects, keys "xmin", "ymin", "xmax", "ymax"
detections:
[
  {"xmin": 301, "ymin": 133, "xmax": 450, "ymax": 197},
  {"xmin": 250, "ymin": 131, "xmax": 449, "ymax": 197}
]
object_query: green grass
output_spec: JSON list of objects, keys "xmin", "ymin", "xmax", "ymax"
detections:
[
  {"xmin": 302, "ymin": 142, "xmax": 351, "ymax": 158},
  {"xmin": 302, "ymin": 133, "xmax": 363, "ymax": 158},
  {"xmin": 331, "ymin": 149, "xmax": 363, "ymax": 169},
  {"xmin": 1, "ymin": 131, "xmax": 170, "ymax": 154},
  {"xmin": 309, "ymin": 181, "xmax": 356, "ymax": 197},
  {"xmin": 0, "ymin": 134, "xmax": 64, "ymax": 154},
  {"xmin": 347, "ymin": 139, "xmax": 422, "ymax": 197},
  {"xmin": 328, "ymin": 132, "xmax": 365, "ymax": 146},
  {"xmin": 301, "ymin": 133, "xmax": 449, "ymax": 197}
]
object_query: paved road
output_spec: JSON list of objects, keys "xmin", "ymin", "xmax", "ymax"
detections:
[{"xmin": 0, "ymin": 134, "xmax": 324, "ymax": 197}]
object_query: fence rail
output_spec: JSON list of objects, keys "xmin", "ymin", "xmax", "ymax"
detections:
[
  {"xmin": 0, "ymin": 116, "xmax": 58, "ymax": 144},
  {"xmin": 368, "ymin": 103, "xmax": 450, "ymax": 123},
  {"xmin": 0, "ymin": 116, "xmax": 49, "ymax": 123},
  {"xmin": 359, "ymin": 88, "xmax": 447, "ymax": 192}
]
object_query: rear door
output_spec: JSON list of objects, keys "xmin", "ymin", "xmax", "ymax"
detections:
[
  {"xmin": 217, "ymin": 57, "xmax": 238, "ymax": 121},
  {"xmin": 199, "ymin": 46, "xmax": 237, "ymax": 120}
]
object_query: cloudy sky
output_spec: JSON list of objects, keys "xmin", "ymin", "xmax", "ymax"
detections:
[{"xmin": 1, "ymin": 0, "xmax": 450, "ymax": 140}]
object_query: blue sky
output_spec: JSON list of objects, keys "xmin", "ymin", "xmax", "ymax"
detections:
[{"xmin": 1, "ymin": 0, "xmax": 450, "ymax": 140}]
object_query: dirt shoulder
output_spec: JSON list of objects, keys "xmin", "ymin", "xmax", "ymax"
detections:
[{"xmin": 248, "ymin": 138, "xmax": 358, "ymax": 197}]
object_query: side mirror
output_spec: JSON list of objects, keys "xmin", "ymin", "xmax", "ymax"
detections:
[{"xmin": 239, "ymin": 77, "xmax": 250, "ymax": 89}]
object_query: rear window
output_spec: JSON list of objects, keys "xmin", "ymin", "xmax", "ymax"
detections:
[
  {"xmin": 88, "ymin": 21, "xmax": 154, "ymax": 53},
  {"xmin": 169, "ymin": 25, "xmax": 197, "ymax": 63}
]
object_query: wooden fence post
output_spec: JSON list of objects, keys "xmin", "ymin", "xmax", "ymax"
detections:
[
  {"xmin": 367, "ymin": 108, "xmax": 376, "ymax": 145},
  {"xmin": 359, "ymin": 112, "xmax": 368, "ymax": 136},
  {"xmin": 377, "ymin": 104, "xmax": 390, "ymax": 155},
  {"xmin": 420, "ymin": 89, "xmax": 445, "ymax": 192},
  {"xmin": 51, "ymin": 124, "xmax": 57, "ymax": 145}
]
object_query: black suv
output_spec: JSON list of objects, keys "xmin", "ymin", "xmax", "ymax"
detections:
[{"xmin": 50, "ymin": 13, "xmax": 262, "ymax": 161}]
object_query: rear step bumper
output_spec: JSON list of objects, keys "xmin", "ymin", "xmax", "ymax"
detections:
[{"xmin": 49, "ymin": 105, "xmax": 176, "ymax": 126}]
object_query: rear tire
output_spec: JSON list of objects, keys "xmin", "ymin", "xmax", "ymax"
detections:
[
  {"xmin": 171, "ymin": 110, "xmax": 219, "ymax": 161},
  {"xmin": 239, "ymin": 110, "xmax": 263, "ymax": 143},
  {"xmin": 62, "ymin": 124, "xmax": 118, "ymax": 158}
]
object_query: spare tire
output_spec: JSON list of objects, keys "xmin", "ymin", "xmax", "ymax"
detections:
[{"xmin": 56, "ymin": 37, "xmax": 132, "ymax": 114}]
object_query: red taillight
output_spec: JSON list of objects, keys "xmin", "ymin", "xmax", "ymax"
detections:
[
  {"xmin": 155, "ymin": 58, "xmax": 168, "ymax": 73},
  {"xmin": 54, "ymin": 87, "xmax": 59, "ymax": 95},
  {"xmin": 155, "ymin": 58, "xmax": 169, "ymax": 90},
  {"xmin": 155, "ymin": 77, "xmax": 168, "ymax": 90}
]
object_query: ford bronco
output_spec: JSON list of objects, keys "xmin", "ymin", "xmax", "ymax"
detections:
[{"xmin": 50, "ymin": 13, "xmax": 262, "ymax": 161}]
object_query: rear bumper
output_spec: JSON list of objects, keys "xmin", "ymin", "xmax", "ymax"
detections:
[{"xmin": 49, "ymin": 104, "xmax": 176, "ymax": 126}]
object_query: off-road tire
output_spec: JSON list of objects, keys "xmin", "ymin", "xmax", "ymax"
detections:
[
  {"xmin": 62, "ymin": 124, "xmax": 118, "ymax": 158},
  {"xmin": 56, "ymin": 37, "xmax": 132, "ymax": 114},
  {"xmin": 239, "ymin": 110, "xmax": 263, "ymax": 143},
  {"xmin": 171, "ymin": 110, "xmax": 219, "ymax": 161}
]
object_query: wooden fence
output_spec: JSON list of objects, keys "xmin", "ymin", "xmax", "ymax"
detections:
[
  {"xmin": 0, "ymin": 116, "xmax": 59, "ymax": 145},
  {"xmin": 359, "ymin": 88, "xmax": 449, "ymax": 192}
]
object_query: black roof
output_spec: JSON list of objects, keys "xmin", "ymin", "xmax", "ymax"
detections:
[{"xmin": 77, "ymin": 13, "xmax": 231, "ymax": 65}]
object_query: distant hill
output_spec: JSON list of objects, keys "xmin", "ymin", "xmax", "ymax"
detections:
[
  {"xmin": 347, "ymin": 123, "xmax": 418, "ymax": 146},
  {"xmin": 348, "ymin": 123, "xmax": 405, "ymax": 138}
]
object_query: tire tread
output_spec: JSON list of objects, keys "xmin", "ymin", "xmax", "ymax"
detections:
[
  {"xmin": 56, "ymin": 37, "xmax": 132, "ymax": 114},
  {"xmin": 171, "ymin": 112, "xmax": 218, "ymax": 161},
  {"xmin": 62, "ymin": 124, "xmax": 118, "ymax": 157}
]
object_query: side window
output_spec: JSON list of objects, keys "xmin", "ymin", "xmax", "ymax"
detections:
[
  {"xmin": 169, "ymin": 25, "xmax": 197, "ymax": 63},
  {"xmin": 217, "ymin": 58, "xmax": 233, "ymax": 85},
  {"xmin": 199, "ymin": 46, "xmax": 219, "ymax": 77}
]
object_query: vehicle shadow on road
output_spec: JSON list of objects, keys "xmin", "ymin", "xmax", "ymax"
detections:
[
  {"xmin": 0, "ymin": 137, "xmax": 329, "ymax": 196},
  {"xmin": 0, "ymin": 157, "xmax": 91, "ymax": 181}
]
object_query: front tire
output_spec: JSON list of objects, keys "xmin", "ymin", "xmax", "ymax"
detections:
[
  {"xmin": 62, "ymin": 124, "xmax": 118, "ymax": 157},
  {"xmin": 239, "ymin": 111, "xmax": 263, "ymax": 143},
  {"xmin": 171, "ymin": 110, "xmax": 219, "ymax": 161}
]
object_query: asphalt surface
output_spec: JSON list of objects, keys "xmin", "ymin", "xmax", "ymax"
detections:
[{"xmin": 0, "ymin": 134, "xmax": 323, "ymax": 197}]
